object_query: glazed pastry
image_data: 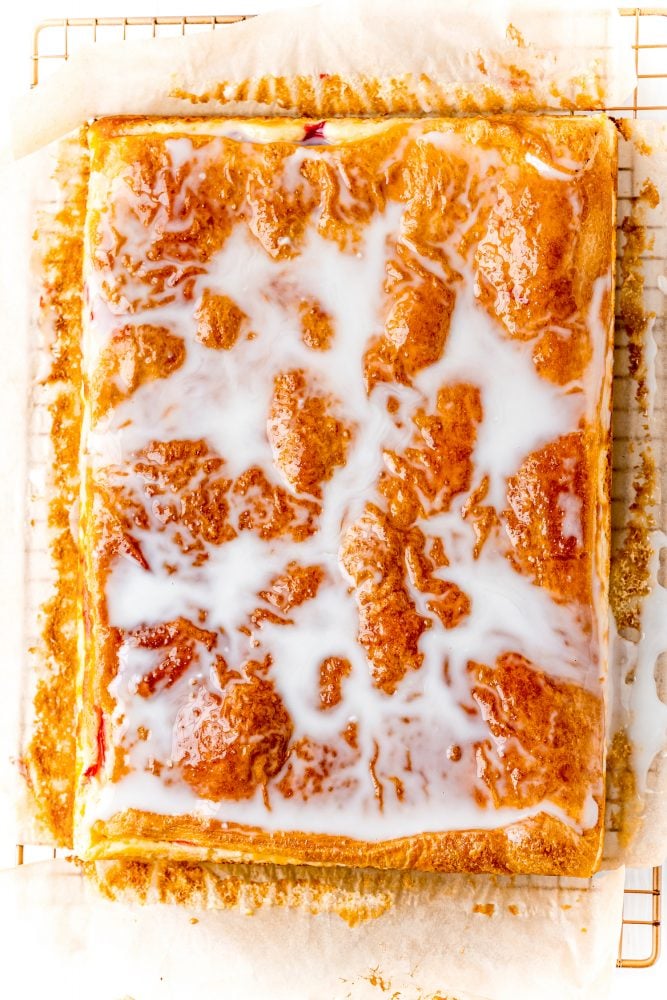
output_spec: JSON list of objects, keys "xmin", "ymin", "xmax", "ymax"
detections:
[{"xmin": 73, "ymin": 114, "xmax": 616, "ymax": 876}]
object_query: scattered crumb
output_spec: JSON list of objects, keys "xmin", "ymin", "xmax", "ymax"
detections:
[
  {"xmin": 505, "ymin": 23, "xmax": 526, "ymax": 47},
  {"xmin": 605, "ymin": 729, "xmax": 642, "ymax": 847},
  {"xmin": 614, "ymin": 119, "xmax": 653, "ymax": 155},
  {"xmin": 86, "ymin": 860, "xmax": 395, "ymax": 926},
  {"xmin": 366, "ymin": 969, "xmax": 390, "ymax": 990},
  {"xmin": 473, "ymin": 903, "xmax": 495, "ymax": 917},
  {"xmin": 610, "ymin": 177, "xmax": 658, "ymax": 636},
  {"xmin": 639, "ymin": 178, "xmax": 660, "ymax": 209}
]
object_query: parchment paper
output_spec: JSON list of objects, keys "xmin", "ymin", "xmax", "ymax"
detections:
[
  {"xmin": 0, "ymin": 860, "xmax": 626, "ymax": 1000},
  {"xmin": 0, "ymin": 144, "xmax": 52, "ymax": 845},
  {"xmin": 605, "ymin": 120, "xmax": 667, "ymax": 869},
  {"xmin": 11, "ymin": 0, "xmax": 635, "ymax": 159}
]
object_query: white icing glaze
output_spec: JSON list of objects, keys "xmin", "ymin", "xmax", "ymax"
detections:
[
  {"xmin": 79, "ymin": 122, "xmax": 610, "ymax": 843},
  {"xmin": 412, "ymin": 281, "xmax": 584, "ymax": 511},
  {"xmin": 525, "ymin": 152, "xmax": 577, "ymax": 182},
  {"xmin": 558, "ymin": 492, "xmax": 584, "ymax": 547}
]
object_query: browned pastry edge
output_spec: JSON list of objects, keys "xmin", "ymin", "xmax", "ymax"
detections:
[
  {"xmin": 84, "ymin": 806, "xmax": 604, "ymax": 878},
  {"xmin": 166, "ymin": 75, "xmax": 608, "ymax": 118},
  {"xmin": 20, "ymin": 130, "xmax": 89, "ymax": 847}
]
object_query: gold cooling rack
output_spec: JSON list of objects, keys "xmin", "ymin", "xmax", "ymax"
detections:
[{"xmin": 25, "ymin": 6, "xmax": 666, "ymax": 974}]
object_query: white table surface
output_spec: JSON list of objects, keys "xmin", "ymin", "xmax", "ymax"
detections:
[{"xmin": 0, "ymin": 1, "xmax": 665, "ymax": 996}]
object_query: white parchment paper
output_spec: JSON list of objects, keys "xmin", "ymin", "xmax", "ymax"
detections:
[
  {"xmin": 0, "ymin": 860, "xmax": 626, "ymax": 1000},
  {"xmin": 11, "ymin": 0, "xmax": 635, "ymax": 159}
]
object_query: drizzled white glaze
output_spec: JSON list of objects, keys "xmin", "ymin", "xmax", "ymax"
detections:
[
  {"xmin": 412, "ymin": 281, "xmax": 584, "ymax": 511},
  {"xmin": 525, "ymin": 152, "xmax": 577, "ymax": 182},
  {"xmin": 80, "ymin": 120, "xmax": 611, "ymax": 843}
]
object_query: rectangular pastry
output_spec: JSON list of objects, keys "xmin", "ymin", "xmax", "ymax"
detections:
[{"xmin": 75, "ymin": 113, "xmax": 616, "ymax": 875}]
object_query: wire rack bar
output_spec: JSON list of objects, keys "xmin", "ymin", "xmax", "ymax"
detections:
[
  {"xmin": 617, "ymin": 868, "xmax": 662, "ymax": 968},
  {"xmin": 32, "ymin": 15, "xmax": 253, "ymax": 86},
  {"xmin": 26, "ymin": 5, "xmax": 666, "ymax": 974}
]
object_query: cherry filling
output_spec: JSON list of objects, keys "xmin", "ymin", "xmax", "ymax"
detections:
[
  {"xmin": 84, "ymin": 709, "xmax": 106, "ymax": 780},
  {"xmin": 302, "ymin": 121, "xmax": 326, "ymax": 145}
]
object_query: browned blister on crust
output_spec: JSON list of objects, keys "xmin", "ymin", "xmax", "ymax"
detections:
[
  {"xmin": 173, "ymin": 676, "xmax": 293, "ymax": 801},
  {"xmin": 469, "ymin": 653, "xmax": 604, "ymax": 824},
  {"xmin": 504, "ymin": 431, "xmax": 595, "ymax": 606}
]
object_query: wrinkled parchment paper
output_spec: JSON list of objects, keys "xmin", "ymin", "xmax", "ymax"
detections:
[
  {"xmin": 11, "ymin": 0, "xmax": 635, "ymax": 159},
  {"xmin": 0, "ymin": 860, "xmax": 625, "ymax": 1000}
]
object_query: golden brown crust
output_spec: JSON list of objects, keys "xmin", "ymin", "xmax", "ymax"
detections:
[
  {"xmin": 318, "ymin": 656, "xmax": 352, "ymax": 710},
  {"xmin": 173, "ymin": 678, "xmax": 293, "ymax": 801},
  {"xmin": 87, "ymin": 808, "xmax": 602, "ymax": 878},
  {"xmin": 381, "ymin": 384, "xmax": 483, "ymax": 518},
  {"xmin": 91, "ymin": 324, "xmax": 186, "ymax": 420},
  {"xmin": 469, "ymin": 653, "xmax": 604, "ymax": 822},
  {"xmin": 340, "ymin": 505, "xmax": 431, "ymax": 694},
  {"xmin": 504, "ymin": 431, "xmax": 594, "ymax": 606},
  {"xmin": 22, "ymin": 131, "xmax": 90, "ymax": 846},
  {"xmin": 364, "ymin": 263, "xmax": 455, "ymax": 390},
  {"xmin": 195, "ymin": 291, "xmax": 249, "ymax": 350},
  {"xmin": 268, "ymin": 369, "xmax": 351, "ymax": 497}
]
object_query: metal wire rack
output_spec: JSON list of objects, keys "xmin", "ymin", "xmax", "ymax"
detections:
[{"xmin": 24, "ymin": 5, "xmax": 666, "ymax": 974}]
